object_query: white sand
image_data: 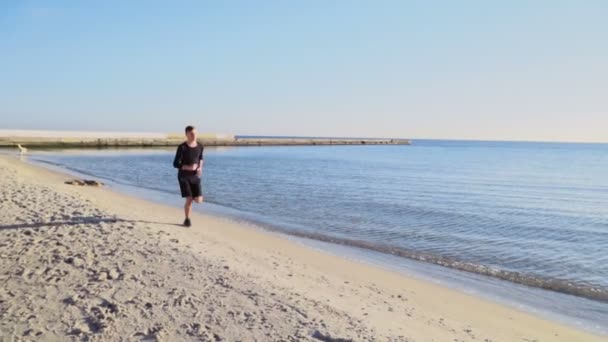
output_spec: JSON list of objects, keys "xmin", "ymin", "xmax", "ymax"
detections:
[{"xmin": 0, "ymin": 155, "xmax": 604, "ymax": 341}]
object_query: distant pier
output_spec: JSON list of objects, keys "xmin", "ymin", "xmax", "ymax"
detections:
[{"xmin": 0, "ymin": 130, "xmax": 411, "ymax": 148}]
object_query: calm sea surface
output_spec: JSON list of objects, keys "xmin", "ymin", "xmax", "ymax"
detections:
[{"xmin": 31, "ymin": 140, "xmax": 608, "ymax": 303}]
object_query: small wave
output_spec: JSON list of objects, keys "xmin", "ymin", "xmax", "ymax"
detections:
[{"xmin": 254, "ymin": 223, "xmax": 608, "ymax": 303}]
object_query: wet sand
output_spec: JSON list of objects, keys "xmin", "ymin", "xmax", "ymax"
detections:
[{"xmin": 0, "ymin": 155, "xmax": 604, "ymax": 341}]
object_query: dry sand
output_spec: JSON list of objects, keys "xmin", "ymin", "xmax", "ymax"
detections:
[{"xmin": 0, "ymin": 155, "xmax": 604, "ymax": 341}]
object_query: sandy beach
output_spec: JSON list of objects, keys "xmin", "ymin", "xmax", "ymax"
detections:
[{"xmin": 0, "ymin": 155, "xmax": 604, "ymax": 342}]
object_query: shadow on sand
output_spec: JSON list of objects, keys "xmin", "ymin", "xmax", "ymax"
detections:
[{"xmin": 0, "ymin": 217, "xmax": 183, "ymax": 230}]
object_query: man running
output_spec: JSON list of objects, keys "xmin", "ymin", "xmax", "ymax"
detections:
[{"xmin": 173, "ymin": 125, "xmax": 204, "ymax": 227}]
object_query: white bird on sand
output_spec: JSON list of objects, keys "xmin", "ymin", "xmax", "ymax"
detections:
[{"xmin": 16, "ymin": 144, "xmax": 27, "ymax": 154}]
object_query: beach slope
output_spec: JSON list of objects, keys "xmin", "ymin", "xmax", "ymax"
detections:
[{"xmin": 0, "ymin": 155, "xmax": 603, "ymax": 341}]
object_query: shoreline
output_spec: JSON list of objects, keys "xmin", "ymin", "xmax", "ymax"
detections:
[
  {"xmin": 0, "ymin": 154, "xmax": 605, "ymax": 341},
  {"xmin": 27, "ymin": 150, "xmax": 608, "ymax": 308}
]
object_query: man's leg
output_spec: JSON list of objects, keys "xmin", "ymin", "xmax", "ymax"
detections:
[
  {"xmin": 184, "ymin": 197, "xmax": 193, "ymax": 218},
  {"xmin": 192, "ymin": 177, "xmax": 203, "ymax": 204}
]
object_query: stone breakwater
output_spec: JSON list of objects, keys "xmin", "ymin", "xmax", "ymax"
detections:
[
  {"xmin": 0, "ymin": 137, "xmax": 411, "ymax": 148},
  {"xmin": 0, "ymin": 131, "xmax": 411, "ymax": 148}
]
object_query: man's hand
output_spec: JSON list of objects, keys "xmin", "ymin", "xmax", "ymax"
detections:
[{"xmin": 197, "ymin": 160, "xmax": 203, "ymax": 177}]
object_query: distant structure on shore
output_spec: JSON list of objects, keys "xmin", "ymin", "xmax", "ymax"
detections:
[{"xmin": 0, "ymin": 130, "xmax": 411, "ymax": 148}]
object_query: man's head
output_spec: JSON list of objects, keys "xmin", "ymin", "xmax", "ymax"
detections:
[{"xmin": 185, "ymin": 125, "xmax": 197, "ymax": 142}]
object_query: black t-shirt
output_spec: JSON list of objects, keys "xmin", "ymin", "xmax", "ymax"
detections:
[{"xmin": 173, "ymin": 142, "xmax": 204, "ymax": 169}]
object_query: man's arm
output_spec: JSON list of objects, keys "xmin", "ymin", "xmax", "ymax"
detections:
[
  {"xmin": 197, "ymin": 160, "xmax": 204, "ymax": 176},
  {"xmin": 173, "ymin": 145, "xmax": 182, "ymax": 169},
  {"xmin": 196, "ymin": 146, "xmax": 204, "ymax": 176}
]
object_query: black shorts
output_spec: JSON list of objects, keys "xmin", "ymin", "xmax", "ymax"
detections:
[{"xmin": 178, "ymin": 170, "xmax": 202, "ymax": 198}]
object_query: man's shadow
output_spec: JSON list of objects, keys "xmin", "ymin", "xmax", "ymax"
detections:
[{"xmin": 0, "ymin": 217, "xmax": 183, "ymax": 231}]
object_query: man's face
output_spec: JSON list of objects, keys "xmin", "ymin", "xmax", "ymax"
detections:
[{"xmin": 186, "ymin": 129, "xmax": 197, "ymax": 141}]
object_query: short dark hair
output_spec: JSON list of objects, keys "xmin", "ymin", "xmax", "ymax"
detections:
[{"xmin": 185, "ymin": 125, "xmax": 195, "ymax": 133}]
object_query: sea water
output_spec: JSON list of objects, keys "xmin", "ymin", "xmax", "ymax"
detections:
[{"xmin": 28, "ymin": 140, "xmax": 608, "ymax": 332}]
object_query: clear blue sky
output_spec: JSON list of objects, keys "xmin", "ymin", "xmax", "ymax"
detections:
[{"xmin": 1, "ymin": 1, "xmax": 606, "ymax": 142}]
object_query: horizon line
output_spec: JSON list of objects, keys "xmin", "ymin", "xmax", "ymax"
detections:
[{"xmin": 0, "ymin": 128, "xmax": 606, "ymax": 145}]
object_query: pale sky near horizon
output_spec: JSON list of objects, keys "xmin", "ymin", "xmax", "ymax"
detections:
[{"xmin": 1, "ymin": 1, "xmax": 607, "ymax": 142}]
